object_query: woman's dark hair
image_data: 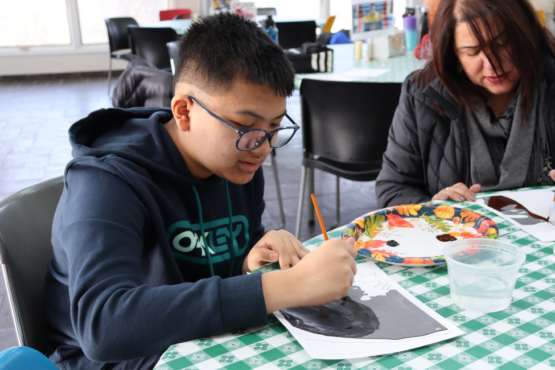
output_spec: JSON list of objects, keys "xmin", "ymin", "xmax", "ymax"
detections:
[
  {"xmin": 415, "ymin": 0, "xmax": 555, "ymax": 116},
  {"xmin": 174, "ymin": 12, "xmax": 295, "ymax": 97}
]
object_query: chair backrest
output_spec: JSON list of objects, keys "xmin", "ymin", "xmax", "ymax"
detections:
[
  {"xmin": 105, "ymin": 17, "xmax": 138, "ymax": 53},
  {"xmin": 317, "ymin": 32, "xmax": 333, "ymax": 45},
  {"xmin": 257, "ymin": 7, "xmax": 277, "ymax": 16},
  {"xmin": 166, "ymin": 41, "xmax": 180, "ymax": 75},
  {"xmin": 160, "ymin": 9, "xmax": 192, "ymax": 21},
  {"xmin": 0, "ymin": 176, "xmax": 64, "ymax": 352},
  {"xmin": 300, "ymin": 79, "xmax": 402, "ymax": 165},
  {"xmin": 276, "ymin": 21, "xmax": 317, "ymax": 49},
  {"xmin": 128, "ymin": 26, "xmax": 179, "ymax": 70},
  {"xmin": 323, "ymin": 15, "xmax": 336, "ymax": 33}
]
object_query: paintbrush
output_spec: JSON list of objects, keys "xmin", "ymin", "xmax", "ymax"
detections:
[
  {"xmin": 311, "ymin": 193, "xmax": 329, "ymax": 241},
  {"xmin": 548, "ymin": 190, "xmax": 555, "ymax": 225}
]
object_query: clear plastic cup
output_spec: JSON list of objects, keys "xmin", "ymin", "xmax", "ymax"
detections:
[{"xmin": 444, "ymin": 239, "xmax": 526, "ymax": 313}]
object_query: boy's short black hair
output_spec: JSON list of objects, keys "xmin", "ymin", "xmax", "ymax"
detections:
[{"xmin": 174, "ymin": 13, "xmax": 295, "ymax": 97}]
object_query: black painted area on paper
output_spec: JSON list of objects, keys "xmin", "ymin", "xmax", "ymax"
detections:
[{"xmin": 281, "ymin": 285, "xmax": 447, "ymax": 340}]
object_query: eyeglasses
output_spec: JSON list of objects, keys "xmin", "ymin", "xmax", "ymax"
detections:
[{"xmin": 187, "ymin": 95, "xmax": 300, "ymax": 151}]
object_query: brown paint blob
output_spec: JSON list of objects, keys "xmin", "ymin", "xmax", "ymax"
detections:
[
  {"xmin": 436, "ymin": 234, "xmax": 457, "ymax": 242},
  {"xmin": 487, "ymin": 195, "xmax": 548, "ymax": 222}
]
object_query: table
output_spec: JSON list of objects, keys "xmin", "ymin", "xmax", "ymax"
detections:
[
  {"xmin": 294, "ymin": 44, "xmax": 428, "ymax": 90},
  {"xmin": 155, "ymin": 186, "xmax": 555, "ymax": 370},
  {"xmin": 145, "ymin": 19, "xmax": 193, "ymax": 35}
]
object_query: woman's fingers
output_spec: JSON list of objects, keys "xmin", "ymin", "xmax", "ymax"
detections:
[
  {"xmin": 433, "ymin": 183, "xmax": 480, "ymax": 202},
  {"xmin": 469, "ymin": 184, "xmax": 481, "ymax": 194}
]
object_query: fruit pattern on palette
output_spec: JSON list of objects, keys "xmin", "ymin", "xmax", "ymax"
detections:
[{"xmin": 342, "ymin": 204, "xmax": 499, "ymax": 265}]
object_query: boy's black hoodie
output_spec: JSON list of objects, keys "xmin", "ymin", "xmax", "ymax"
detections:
[{"xmin": 44, "ymin": 107, "xmax": 269, "ymax": 369}]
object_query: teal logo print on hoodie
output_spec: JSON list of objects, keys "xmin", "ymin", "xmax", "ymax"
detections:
[{"xmin": 166, "ymin": 216, "xmax": 250, "ymax": 264}]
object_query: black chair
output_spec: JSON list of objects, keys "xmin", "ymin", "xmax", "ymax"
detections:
[
  {"xmin": 105, "ymin": 17, "xmax": 139, "ymax": 95},
  {"xmin": 166, "ymin": 41, "xmax": 180, "ymax": 75},
  {"xmin": 276, "ymin": 21, "xmax": 317, "ymax": 49},
  {"xmin": 257, "ymin": 7, "xmax": 277, "ymax": 16},
  {"xmin": 294, "ymin": 79, "xmax": 402, "ymax": 238},
  {"xmin": 0, "ymin": 176, "xmax": 64, "ymax": 352},
  {"xmin": 128, "ymin": 26, "xmax": 179, "ymax": 70},
  {"xmin": 317, "ymin": 32, "xmax": 333, "ymax": 45}
]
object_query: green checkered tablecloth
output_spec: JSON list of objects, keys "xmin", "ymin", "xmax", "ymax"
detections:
[
  {"xmin": 155, "ymin": 187, "xmax": 555, "ymax": 370},
  {"xmin": 294, "ymin": 44, "xmax": 427, "ymax": 90}
]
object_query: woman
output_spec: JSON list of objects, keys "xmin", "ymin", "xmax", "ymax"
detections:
[{"xmin": 376, "ymin": 0, "xmax": 555, "ymax": 207}]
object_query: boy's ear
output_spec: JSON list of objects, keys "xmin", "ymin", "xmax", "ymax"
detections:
[{"xmin": 171, "ymin": 95, "xmax": 193, "ymax": 132}]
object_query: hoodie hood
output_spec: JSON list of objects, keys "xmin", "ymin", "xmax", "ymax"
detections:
[{"xmin": 68, "ymin": 106, "xmax": 206, "ymax": 187}]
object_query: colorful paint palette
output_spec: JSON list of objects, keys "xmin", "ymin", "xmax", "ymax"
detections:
[{"xmin": 342, "ymin": 204, "xmax": 499, "ymax": 266}]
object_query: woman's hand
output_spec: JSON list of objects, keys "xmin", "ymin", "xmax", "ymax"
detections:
[
  {"xmin": 551, "ymin": 170, "xmax": 555, "ymax": 182},
  {"xmin": 243, "ymin": 230, "xmax": 310, "ymax": 274},
  {"xmin": 432, "ymin": 182, "xmax": 481, "ymax": 202}
]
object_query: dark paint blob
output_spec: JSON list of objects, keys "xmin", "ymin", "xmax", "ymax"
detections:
[
  {"xmin": 486, "ymin": 196, "xmax": 546, "ymax": 225},
  {"xmin": 436, "ymin": 234, "xmax": 457, "ymax": 242},
  {"xmin": 386, "ymin": 240, "xmax": 399, "ymax": 247},
  {"xmin": 280, "ymin": 296, "xmax": 380, "ymax": 338}
]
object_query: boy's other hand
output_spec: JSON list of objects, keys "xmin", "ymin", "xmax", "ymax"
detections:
[
  {"xmin": 243, "ymin": 230, "xmax": 310, "ymax": 274},
  {"xmin": 261, "ymin": 238, "xmax": 357, "ymax": 313}
]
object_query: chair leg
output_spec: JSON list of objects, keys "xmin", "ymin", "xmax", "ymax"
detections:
[
  {"xmin": 295, "ymin": 166, "xmax": 308, "ymax": 239},
  {"xmin": 107, "ymin": 57, "xmax": 113, "ymax": 96},
  {"xmin": 307, "ymin": 167, "xmax": 315, "ymax": 225},
  {"xmin": 327, "ymin": 176, "xmax": 340, "ymax": 230},
  {"xmin": 270, "ymin": 150, "xmax": 285, "ymax": 230}
]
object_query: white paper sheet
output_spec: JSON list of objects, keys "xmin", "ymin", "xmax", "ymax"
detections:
[
  {"xmin": 274, "ymin": 261, "xmax": 464, "ymax": 359},
  {"xmin": 340, "ymin": 68, "xmax": 390, "ymax": 78},
  {"xmin": 476, "ymin": 189, "xmax": 555, "ymax": 242}
]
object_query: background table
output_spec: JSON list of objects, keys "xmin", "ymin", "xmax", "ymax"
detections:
[
  {"xmin": 155, "ymin": 186, "xmax": 555, "ymax": 370},
  {"xmin": 256, "ymin": 16, "xmax": 327, "ymax": 27},
  {"xmin": 145, "ymin": 19, "xmax": 192, "ymax": 35},
  {"xmin": 294, "ymin": 44, "xmax": 428, "ymax": 89}
]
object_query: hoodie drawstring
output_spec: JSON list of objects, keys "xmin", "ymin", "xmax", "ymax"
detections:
[
  {"xmin": 192, "ymin": 180, "xmax": 236, "ymax": 278},
  {"xmin": 225, "ymin": 180, "xmax": 236, "ymax": 276}
]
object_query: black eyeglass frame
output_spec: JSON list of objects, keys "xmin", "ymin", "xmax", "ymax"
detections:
[{"xmin": 187, "ymin": 95, "xmax": 300, "ymax": 151}]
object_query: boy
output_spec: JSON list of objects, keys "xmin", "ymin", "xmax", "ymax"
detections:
[{"xmin": 44, "ymin": 13, "xmax": 357, "ymax": 370}]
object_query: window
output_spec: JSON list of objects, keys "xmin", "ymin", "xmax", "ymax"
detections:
[
  {"xmin": 329, "ymin": 0, "xmax": 352, "ymax": 33},
  {"xmin": 0, "ymin": 0, "xmax": 71, "ymax": 48},
  {"xmin": 76, "ymin": 0, "xmax": 168, "ymax": 45}
]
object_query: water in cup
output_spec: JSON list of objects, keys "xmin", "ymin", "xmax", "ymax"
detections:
[
  {"xmin": 444, "ymin": 239, "xmax": 525, "ymax": 313},
  {"xmin": 450, "ymin": 275, "xmax": 512, "ymax": 313}
]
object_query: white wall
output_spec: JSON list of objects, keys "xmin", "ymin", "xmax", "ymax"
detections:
[
  {"xmin": 0, "ymin": 51, "xmax": 128, "ymax": 76},
  {"xmin": 171, "ymin": 0, "xmax": 202, "ymax": 14}
]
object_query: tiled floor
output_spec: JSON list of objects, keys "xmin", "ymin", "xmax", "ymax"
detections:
[{"xmin": 0, "ymin": 76, "xmax": 379, "ymax": 351}]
